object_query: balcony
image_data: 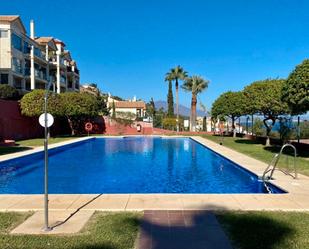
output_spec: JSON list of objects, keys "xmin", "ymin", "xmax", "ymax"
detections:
[
  {"xmin": 67, "ymin": 66, "xmax": 80, "ymax": 75},
  {"xmin": 12, "ymin": 64, "xmax": 23, "ymax": 75},
  {"xmin": 60, "ymin": 76, "xmax": 66, "ymax": 84},
  {"xmin": 35, "ymin": 69, "xmax": 47, "ymax": 81},
  {"xmin": 24, "ymin": 68, "xmax": 30, "ymax": 76},
  {"xmin": 49, "ymin": 56, "xmax": 57, "ymax": 63},
  {"xmin": 48, "ymin": 56, "xmax": 65, "ymax": 67},
  {"xmin": 34, "ymin": 48, "xmax": 47, "ymax": 61}
]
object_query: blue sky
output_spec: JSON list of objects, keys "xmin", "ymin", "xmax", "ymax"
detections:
[{"xmin": 2, "ymin": 0, "xmax": 309, "ymax": 109}]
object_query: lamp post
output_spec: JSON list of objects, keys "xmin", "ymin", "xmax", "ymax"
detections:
[{"xmin": 43, "ymin": 78, "xmax": 53, "ymax": 232}]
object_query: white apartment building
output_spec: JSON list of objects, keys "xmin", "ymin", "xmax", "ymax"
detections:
[{"xmin": 0, "ymin": 15, "xmax": 79, "ymax": 94}]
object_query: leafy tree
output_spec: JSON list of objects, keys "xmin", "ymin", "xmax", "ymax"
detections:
[
  {"xmin": 0, "ymin": 85, "xmax": 19, "ymax": 100},
  {"xmin": 21, "ymin": 91, "xmax": 102, "ymax": 135},
  {"xmin": 182, "ymin": 76, "xmax": 209, "ymax": 131},
  {"xmin": 162, "ymin": 117, "xmax": 177, "ymax": 130},
  {"xmin": 60, "ymin": 92, "xmax": 101, "ymax": 135},
  {"xmin": 111, "ymin": 101, "xmax": 116, "ymax": 119},
  {"xmin": 153, "ymin": 107, "xmax": 165, "ymax": 128},
  {"xmin": 112, "ymin": 95, "xmax": 124, "ymax": 101},
  {"xmin": 165, "ymin": 74, "xmax": 174, "ymax": 117},
  {"xmin": 166, "ymin": 66, "xmax": 188, "ymax": 131},
  {"xmin": 299, "ymin": 121, "xmax": 309, "ymax": 139},
  {"xmin": 244, "ymin": 79, "xmax": 289, "ymax": 146},
  {"xmin": 282, "ymin": 59, "xmax": 309, "ymax": 114},
  {"xmin": 278, "ymin": 117, "xmax": 294, "ymax": 143},
  {"xmin": 97, "ymin": 94, "xmax": 110, "ymax": 116},
  {"xmin": 20, "ymin": 90, "xmax": 62, "ymax": 117},
  {"xmin": 146, "ymin": 98, "xmax": 156, "ymax": 118},
  {"xmin": 252, "ymin": 118, "xmax": 265, "ymax": 136},
  {"xmin": 211, "ymin": 91, "xmax": 246, "ymax": 137}
]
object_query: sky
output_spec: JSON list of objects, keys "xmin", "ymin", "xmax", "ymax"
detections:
[{"xmin": 1, "ymin": 0, "xmax": 309, "ymax": 110}]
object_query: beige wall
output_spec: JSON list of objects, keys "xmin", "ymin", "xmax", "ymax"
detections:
[{"xmin": 0, "ymin": 24, "xmax": 11, "ymax": 69}]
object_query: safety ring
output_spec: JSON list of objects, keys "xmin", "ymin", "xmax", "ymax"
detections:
[{"xmin": 85, "ymin": 122, "xmax": 93, "ymax": 132}]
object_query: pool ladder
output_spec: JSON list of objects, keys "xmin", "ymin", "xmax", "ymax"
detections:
[{"xmin": 262, "ymin": 144, "xmax": 298, "ymax": 193}]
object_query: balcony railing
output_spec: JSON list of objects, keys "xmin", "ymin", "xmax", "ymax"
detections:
[
  {"xmin": 34, "ymin": 48, "xmax": 46, "ymax": 61},
  {"xmin": 34, "ymin": 69, "xmax": 47, "ymax": 80},
  {"xmin": 60, "ymin": 76, "xmax": 66, "ymax": 84},
  {"xmin": 67, "ymin": 66, "xmax": 80, "ymax": 75},
  {"xmin": 24, "ymin": 68, "xmax": 30, "ymax": 76},
  {"xmin": 48, "ymin": 56, "xmax": 65, "ymax": 66},
  {"xmin": 12, "ymin": 64, "xmax": 23, "ymax": 75}
]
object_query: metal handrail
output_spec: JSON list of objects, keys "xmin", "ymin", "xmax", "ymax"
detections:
[{"xmin": 262, "ymin": 143, "xmax": 297, "ymax": 193}]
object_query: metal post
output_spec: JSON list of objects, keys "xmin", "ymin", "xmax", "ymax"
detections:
[
  {"xmin": 245, "ymin": 116, "xmax": 248, "ymax": 134},
  {"xmin": 239, "ymin": 117, "xmax": 241, "ymax": 134},
  {"xmin": 43, "ymin": 80, "xmax": 52, "ymax": 232},
  {"xmin": 251, "ymin": 114, "xmax": 254, "ymax": 135},
  {"xmin": 297, "ymin": 116, "xmax": 300, "ymax": 144}
]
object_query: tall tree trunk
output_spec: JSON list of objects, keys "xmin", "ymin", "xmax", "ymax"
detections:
[
  {"xmin": 263, "ymin": 117, "xmax": 275, "ymax": 146},
  {"xmin": 190, "ymin": 94, "xmax": 197, "ymax": 132},
  {"xmin": 232, "ymin": 116, "xmax": 236, "ymax": 138},
  {"xmin": 67, "ymin": 117, "xmax": 75, "ymax": 136},
  {"xmin": 175, "ymin": 78, "xmax": 179, "ymax": 132}
]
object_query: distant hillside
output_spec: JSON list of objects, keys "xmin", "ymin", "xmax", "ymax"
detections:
[{"xmin": 154, "ymin": 100, "xmax": 206, "ymax": 117}]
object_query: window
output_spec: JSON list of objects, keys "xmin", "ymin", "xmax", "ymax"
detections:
[
  {"xmin": 13, "ymin": 76, "xmax": 22, "ymax": 89},
  {"xmin": 34, "ymin": 47, "xmax": 43, "ymax": 58},
  {"xmin": 23, "ymin": 41, "xmax": 30, "ymax": 54},
  {"xmin": 0, "ymin": 29, "xmax": 8, "ymax": 38},
  {"xmin": 11, "ymin": 33, "xmax": 22, "ymax": 51},
  {"xmin": 24, "ymin": 59, "xmax": 30, "ymax": 76},
  {"xmin": 0, "ymin": 74, "xmax": 9, "ymax": 84},
  {"xmin": 12, "ymin": 57, "xmax": 23, "ymax": 74},
  {"xmin": 25, "ymin": 80, "xmax": 30, "ymax": 90}
]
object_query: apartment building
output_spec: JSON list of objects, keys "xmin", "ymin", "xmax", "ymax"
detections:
[{"xmin": 0, "ymin": 15, "xmax": 79, "ymax": 94}]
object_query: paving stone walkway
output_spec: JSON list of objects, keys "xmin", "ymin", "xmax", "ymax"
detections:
[{"xmin": 138, "ymin": 210, "xmax": 232, "ymax": 249}]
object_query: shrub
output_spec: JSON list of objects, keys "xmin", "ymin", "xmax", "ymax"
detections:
[
  {"xmin": 0, "ymin": 85, "xmax": 19, "ymax": 100},
  {"xmin": 299, "ymin": 121, "xmax": 309, "ymax": 139},
  {"xmin": 20, "ymin": 90, "xmax": 62, "ymax": 117},
  {"xmin": 252, "ymin": 118, "xmax": 266, "ymax": 136},
  {"xmin": 278, "ymin": 117, "xmax": 294, "ymax": 142},
  {"xmin": 162, "ymin": 117, "xmax": 177, "ymax": 130}
]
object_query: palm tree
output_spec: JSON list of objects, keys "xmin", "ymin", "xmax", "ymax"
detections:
[
  {"xmin": 182, "ymin": 76, "xmax": 209, "ymax": 131},
  {"xmin": 166, "ymin": 66, "xmax": 188, "ymax": 132}
]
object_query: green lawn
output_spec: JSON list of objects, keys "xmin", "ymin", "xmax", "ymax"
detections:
[
  {"xmin": 0, "ymin": 212, "xmax": 140, "ymax": 249},
  {"xmin": 17, "ymin": 137, "xmax": 80, "ymax": 147},
  {"xmin": 202, "ymin": 135, "xmax": 309, "ymax": 176},
  {"xmin": 0, "ymin": 136, "xmax": 79, "ymax": 156},
  {"xmin": 217, "ymin": 211, "xmax": 309, "ymax": 249}
]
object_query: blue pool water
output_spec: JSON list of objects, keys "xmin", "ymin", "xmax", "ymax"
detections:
[{"xmin": 0, "ymin": 137, "xmax": 284, "ymax": 194}]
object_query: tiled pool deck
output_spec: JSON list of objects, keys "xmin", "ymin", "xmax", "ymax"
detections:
[{"xmin": 0, "ymin": 135, "xmax": 309, "ymax": 212}]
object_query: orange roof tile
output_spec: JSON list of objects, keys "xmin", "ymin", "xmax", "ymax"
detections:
[
  {"xmin": 114, "ymin": 101, "xmax": 146, "ymax": 109},
  {"xmin": 35, "ymin": 37, "xmax": 54, "ymax": 43},
  {"xmin": 0, "ymin": 15, "xmax": 26, "ymax": 34},
  {"xmin": 0, "ymin": 15, "xmax": 19, "ymax": 22}
]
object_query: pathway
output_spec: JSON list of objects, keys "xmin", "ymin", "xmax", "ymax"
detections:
[{"xmin": 138, "ymin": 210, "xmax": 232, "ymax": 249}]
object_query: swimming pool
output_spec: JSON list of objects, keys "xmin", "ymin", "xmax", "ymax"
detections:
[{"xmin": 0, "ymin": 137, "xmax": 284, "ymax": 194}]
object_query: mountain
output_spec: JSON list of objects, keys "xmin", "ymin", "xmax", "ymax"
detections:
[{"xmin": 154, "ymin": 100, "xmax": 206, "ymax": 117}]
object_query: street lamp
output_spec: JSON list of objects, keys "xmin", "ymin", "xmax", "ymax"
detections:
[{"xmin": 39, "ymin": 78, "xmax": 54, "ymax": 232}]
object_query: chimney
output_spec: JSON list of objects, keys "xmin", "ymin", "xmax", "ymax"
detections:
[{"xmin": 30, "ymin": 20, "xmax": 35, "ymax": 39}]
